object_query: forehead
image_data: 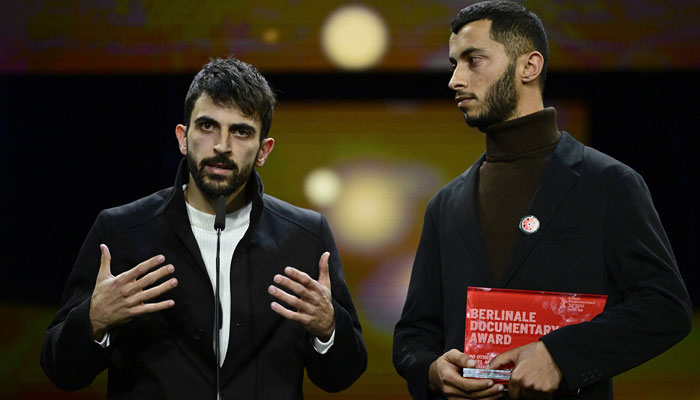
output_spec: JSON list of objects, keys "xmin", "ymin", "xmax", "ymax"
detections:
[
  {"xmin": 191, "ymin": 94, "xmax": 261, "ymax": 131},
  {"xmin": 449, "ymin": 19, "xmax": 504, "ymax": 57}
]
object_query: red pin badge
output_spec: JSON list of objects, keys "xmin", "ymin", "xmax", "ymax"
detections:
[{"xmin": 520, "ymin": 215, "xmax": 540, "ymax": 235}]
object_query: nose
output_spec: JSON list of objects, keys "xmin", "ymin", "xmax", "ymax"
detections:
[
  {"xmin": 448, "ymin": 64, "xmax": 467, "ymax": 92},
  {"xmin": 213, "ymin": 132, "xmax": 232, "ymax": 154}
]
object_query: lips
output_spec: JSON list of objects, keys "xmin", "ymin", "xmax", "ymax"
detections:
[
  {"xmin": 455, "ymin": 94, "xmax": 476, "ymax": 107},
  {"xmin": 206, "ymin": 165, "xmax": 232, "ymax": 175},
  {"xmin": 200, "ymin": 156, "xmax": 237, "ymax": 176}
]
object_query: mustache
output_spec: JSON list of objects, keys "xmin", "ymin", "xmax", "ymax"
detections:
[
  {"xmin": 199, "ymin": 154, "xmax": 238, "ymax": 170},
  {"xmin": 456, "ymin": 91, "xmax": 478, "ymax": 100}
]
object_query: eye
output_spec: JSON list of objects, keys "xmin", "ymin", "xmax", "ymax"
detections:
[
  {"xmin": 469, "ymin": 56, "xmax": 482, "ymax": 66},
  {"xmin": 232, "ymin": 128, "xmax": 253, "ymax": 137},
  {"xmin": 449, "ymin": 64, "xmax": 456, "ymax": 72},
  {"xmin": 199, "ymin": 121, "xmax": 216, "ymax": 132}
]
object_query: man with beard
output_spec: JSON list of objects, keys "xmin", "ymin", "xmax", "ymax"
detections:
[
  {"xmin": 41, "ymin": 57, "xmax": 367, "ymax": 399},
  {"xmin": 393, "ymin": 2, "xmax": 690, "ymax": 400}
]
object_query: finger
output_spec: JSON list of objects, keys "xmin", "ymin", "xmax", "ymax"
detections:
[
  {"xmin": 267, "ymin": 285, "xmax": 308, "ymax": 313},
  {"xmin": 473, "ymin": 393, "xmax": 505, "ymax": 400},
  {"xmin": 439, "ymin": 352, "xmax": 494, "ymax": 395},
  {"xmin": 118, "ymin": 254, "xmax": 166, "ymax": 283},
  {"xmin": 444, "ymin": 349, "xmax": 476, "ymax": 368},
  {"xmin": 487, "ymin": 348, "xmax": 516, "ymax": 370},
  {"xmin": 448, "ymin": 376, "xmax": 495, "ymax": 395},
  {"xmin": 283, "ymin": 266, "xmax": 314, "ymax": 288},
  {"xmin": 317, "ymin": 252, "xmax": 331, "ymax": 289},
  {"xmin": 270, "ymin": 301, "xmax": 308, "ymax": 324},
  {"xmin": 129, "ymin": 299, "xmax": 176, "ymax": 317},
  {"xmin": 273, "ymin": 273, "xmax": 311, "ymax": 299},
  {"xmin": 466, "ymin": 388, "xmax": 506, "ymax": 400},
  {"xmin": 443, "ymin": 379, "xmax": 501, "ymax": 398},
  {"xmin": 132, "ymin": 264, "xmax": 175, "ymax": 291},
  {"xmin": 132, "ymin": 277, "xmax": 179, "ymax": 305},
  {"xmin": 98, "ymin": 244, "xmax": 112, "ymax": 279}
]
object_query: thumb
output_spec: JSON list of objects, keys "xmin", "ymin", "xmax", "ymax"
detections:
[
  {"xmin": 445, "ymin": 349, "xmax": 476, "ymax": 368},
  {"xmin": 317, "ymin": 252, "xmax": 331, "ymax": 289},
  {"xmin": 98, "ymin": 244, "xmax": 113, "ymax": 279},
  {"xmin": 487, "ymin": 347, "xmax": 518, "ymax": 370}
]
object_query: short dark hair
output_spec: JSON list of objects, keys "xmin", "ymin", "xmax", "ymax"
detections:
[
  {"xmin": 183, "ymin": 57, "xmax": 277, "ymax": 140},
  {"xmin": 451, "ymin": 1, "xmax": 548, "ymax": 92}
]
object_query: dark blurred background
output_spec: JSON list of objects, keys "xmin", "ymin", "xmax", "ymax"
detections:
[{"xmin": 1, "ymin": 1, "xmax": 698, "ymax": 398}]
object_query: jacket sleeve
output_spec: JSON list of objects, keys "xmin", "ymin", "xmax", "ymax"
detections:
[
  {"xmin": 393, "ymin": 201, "xmax": 445, "ymax": 400},
  {"xmin": 40, "ymin": 212, "xmax": 111, "ymax": 390},
  {"xmin": 304, "ymin": 216, "xmax": 367, "ymax": 392},
  {"xmin": 541, "ymin": 170, "xmax": 692, "ymax": 391}
]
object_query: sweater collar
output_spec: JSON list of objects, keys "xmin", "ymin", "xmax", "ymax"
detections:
[
  {"xmin": 482, "ymin": 107, "xmax": 561, "ymax": 161},
  {"xmin": 185, "ymin": 197, "xmax": 252, "ymax": 232},
  {"xmin": 167, "ymin": 157, "xmax": 265, "ymax": 225}
]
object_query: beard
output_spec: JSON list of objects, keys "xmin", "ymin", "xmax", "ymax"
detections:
[
  {"xmin": 187, "ymin": 152, "xmax": 254, "ymax": 200},
  {"xmin": 463, "ymin": 62, "xmax": 519, "ymax": 130}
]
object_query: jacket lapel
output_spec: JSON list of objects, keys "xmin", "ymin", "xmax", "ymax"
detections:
[
  {"xmin": 452, "ymin": 154, "xmax": 496, "ymax": 286},
  {"xmin": 499, "ymin": 132, "xmax": 583, "ymax": 286},
  {"xmin": 162, "ymin": 158, "xmax": 209, "ymax": 278}
]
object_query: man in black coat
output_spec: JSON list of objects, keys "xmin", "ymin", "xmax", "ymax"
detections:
[
  {"xmin": 42, "ymin": 57, "xmax": 367, "ymax": 399},
  {"xmin": 392, "ymin": 2, "xmax": 691, "ymax": 399}
]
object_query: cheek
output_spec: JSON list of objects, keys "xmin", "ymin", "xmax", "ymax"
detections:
[
  {"xmin": 472, "ymin": 75, "xmax": 489, "ymax": 93},
  {"xmin": 188, "ymin": 135, "xmax": 212, "ymax": 154},
  {"xmin": 239, "ymin": 145, "xmax": 260, "ymax": 163}
]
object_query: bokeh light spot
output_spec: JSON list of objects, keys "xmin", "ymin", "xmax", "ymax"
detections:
[
  {"xmin": 262, "ymin": 28, "xmax": 280, "ymax": 44},
  {"xmin": 320, "ymin": 5, "xmax": 389, "ymax": 71},
  {"xmin": 304, "ymin": 168, "xmax": 342, "ymax": 207}
]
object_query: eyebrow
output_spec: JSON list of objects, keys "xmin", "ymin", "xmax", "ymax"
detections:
[
  {"xmin": 193, "ymin": 116, "xmax": 257, "ymax": 134},
  {"xmin": 193, "ymin": 115, "xmax": 219, "ymax": 127},
  {"xmin": 449, "ymin": 47, "xmax": 482, "ymax": 64},
  {"xmin": 227, "ymin": 123, "xmax": 257, "ymax": 134}
]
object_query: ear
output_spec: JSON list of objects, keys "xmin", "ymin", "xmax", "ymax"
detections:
[
  {"xmin": 519, "ymin": 51, "xmax": 544, "ymax": 85},
  {"xmin": 255, "ymin": 138, "xmax": 275, "ymax": 167},
  {"xmin": 175, "ymin": 124, "xmax": 188, "ymax": 155}
]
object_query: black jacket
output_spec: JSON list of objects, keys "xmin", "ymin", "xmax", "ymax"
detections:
[
  {"xmin": 42, "ymin": 158, "xmax": 367, "ymax": 399},
  {"xmin": 393, "ymin": 132, "xmax": 691, "ymax": 399}
]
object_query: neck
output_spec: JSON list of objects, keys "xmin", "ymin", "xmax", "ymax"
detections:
[
  {"xmin": 184, "ymin": 177, "xmax": 248, "ymax": 215},
  {"xmin": 498, "ymin": 84, "xmax": 545, "ymax": 124},
  {"xmin": 482, "ymin": 107, "xmax": 560, "ymax": 160},
  {"xmin": 509, "ymin": 91, "xmax": 544, "ymax": 121}
]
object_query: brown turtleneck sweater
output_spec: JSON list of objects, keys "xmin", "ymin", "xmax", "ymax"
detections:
[{"xmin": 478, "ymin": 107, "xmax": 561, "ymax": 282}]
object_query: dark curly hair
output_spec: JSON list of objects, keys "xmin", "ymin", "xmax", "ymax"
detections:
[
  {"xmin": 452, "ymin": 1, "xmax": 549, "ymax": 92},
  {"xmin": 183, "ymin": 57, "xmax": 277, "ymax": 140}
]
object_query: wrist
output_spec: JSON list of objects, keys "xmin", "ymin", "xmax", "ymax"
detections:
[
  {"xmin": 89, "ymin": 306, "xmax": 107, "ymax": 340},
  {"xmin": 90, "ymin": 321, "xmax": 106, "ymax": 341},
  {"xmin": 318, "ymin": 322, "xmax": 335, "ymax": 342},
  {"xmin": 427, "ymin": 359, "xmax": 439, "ymax": 392}
]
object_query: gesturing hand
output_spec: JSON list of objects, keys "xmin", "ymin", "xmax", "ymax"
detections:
[
  {"xmin": 268, "ymin": 252, "xmax": 335, "ymax": 341},
  {"xmin": 89, "ymin": 244, "xmax": 178, "ymax": 340},
  {"xmin": 428, "ymin": 349, "xmax": 504, "ymax": 399},
  {"xmin": 487, "ymin": 341, "xmax": 563, "ymax": 399}
]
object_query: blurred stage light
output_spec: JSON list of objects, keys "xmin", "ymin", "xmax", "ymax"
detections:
[
  {"xmin": 320, "ymin": 4, "xmax": 389, "ymax": 71},
  {"xmin": 332, "ymin": 172, "xmax": 404, "ymax": 252},
  {"xmin": 262, "ymin": 28, "xmax": 280, "ymax": 44},
  {"xmin": 304, "ymin": 168, "xmax": 342, "ymax": 207}
]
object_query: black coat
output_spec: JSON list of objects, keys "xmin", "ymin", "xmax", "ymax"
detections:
[
  {"xmin": 42, "ymin": 159, "xmax": 367, "ymax": 399},
  {"xmin": 393, "ymin": 132, "xmax": 691, "ymax": 399}
]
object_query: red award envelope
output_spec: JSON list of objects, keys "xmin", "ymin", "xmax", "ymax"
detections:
[{"xmin": 464, "ymin": 287, "xmax": 607, "ymax": 377}]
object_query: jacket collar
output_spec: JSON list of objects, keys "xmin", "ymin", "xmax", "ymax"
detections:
[
  {"xmin": 451, "ymin": 132, "xmax": 584, "ymax": 287},
  {"xmin": 161, "ymin": 157, "xmax": 266, "ymax": 224},
  {"xmin": 160, "ymin": 158, "xmax": 268, "ymax": 270},
  {"xmin": 451, "ymin": 153, "xmax": 494, "ymax": 285}
]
